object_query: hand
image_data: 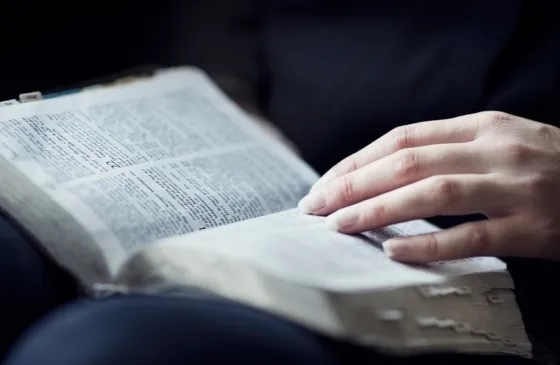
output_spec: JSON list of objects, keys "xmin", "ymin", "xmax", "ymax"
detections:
[{"xmin": 298, "ymin": 111, "xmax": 560, "ymax": 263}]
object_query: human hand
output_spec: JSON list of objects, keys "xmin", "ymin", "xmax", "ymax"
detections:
[{"xmin": 298, "ymin": 112, "xmax": 560, "ymax": 263}]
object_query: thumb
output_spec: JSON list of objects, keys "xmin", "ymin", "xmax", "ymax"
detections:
[{"xmin": 382, "ymin": 217, "xmax": 520, "ymax": 263}]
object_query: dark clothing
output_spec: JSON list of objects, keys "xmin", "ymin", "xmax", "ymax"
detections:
[{"xmin": 259, "ymin": 1, "xmax": 560, "ymax": 173}]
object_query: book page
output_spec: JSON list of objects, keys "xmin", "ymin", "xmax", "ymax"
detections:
[
  {"xmin": 132, "ymin": 209, "xmax": 506, "ymax": 292},
  {"xmin": 0, "ymin": 68, "xmax": 317, "ymax": 286},
  {"xmin": 118, "ymin": 209, "xmax": 529, "ymax": 358}
]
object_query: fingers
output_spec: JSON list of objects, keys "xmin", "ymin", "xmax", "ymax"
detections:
[
  {"xmin": 311, "ymin": 116, "xmax": 480, "ymax": 190},
  {"xmin": 381, "ymin": 217, "xmax": 521, "ymax": 263},
  {"xmin": 299, "ymin": 142, "xmax": 486, "ymax": 216},
  {"xmin": 323, "ymin": 174, "xmax": 513, "ymax": 233}
]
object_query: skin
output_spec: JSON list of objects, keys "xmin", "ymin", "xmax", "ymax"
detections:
[{"xmin": 298, "ymin": 111, "xmax": 560, "ymax": 263}]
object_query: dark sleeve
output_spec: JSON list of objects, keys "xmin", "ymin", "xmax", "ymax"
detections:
[{"xmin": 157, "ymin": 0, "xmax": 264, "ymax": 115}]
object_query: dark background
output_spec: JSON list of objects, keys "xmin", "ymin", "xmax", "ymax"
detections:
[{"xmin": 0, "ymin": 0, "xmax": 254, "ymax": 100}]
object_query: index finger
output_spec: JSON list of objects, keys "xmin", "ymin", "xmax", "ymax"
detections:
[{"xmin": 312, "ymin": 115, "xmax": 481, "ymax": 191}]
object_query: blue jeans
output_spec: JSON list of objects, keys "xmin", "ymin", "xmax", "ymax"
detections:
[{"xmin": 0, "ymin": 215, "xmax": 536, "ymax": 364}]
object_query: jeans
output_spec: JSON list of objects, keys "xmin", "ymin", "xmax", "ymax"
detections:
[{"xmin": 0, "ymin": 215, "xmax": 539, "ymax": 365}]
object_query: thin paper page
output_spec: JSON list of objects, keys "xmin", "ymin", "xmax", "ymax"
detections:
[
  {"xmin": 60, "ymin": 147, "xmax": 313, "ymax": 250},
  {"xmin": 0, "ymin": 68, "xmax": 317, "ymax": 283},
  {"xmin": 0, "ymin": 68, "xmax": 314, "ymax": 185},
  {"xmin": 152, "ymin": 209, "xmax": 507, "ymax": 291},
  {"xmin": 127, "ymin": 209, "xmax": 530, "ymax": 359}
]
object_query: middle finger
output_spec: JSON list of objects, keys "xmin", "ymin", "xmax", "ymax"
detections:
[{"xmin": 299, "ymin": 142, "xmax": 487, "ymax": 216}]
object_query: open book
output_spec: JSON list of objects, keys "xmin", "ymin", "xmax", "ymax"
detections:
[{"xmin": 0, "ymin": 68, "xmax": 531, "ymax": 358}]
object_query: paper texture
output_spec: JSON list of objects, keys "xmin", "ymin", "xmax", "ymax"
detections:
[
  {"xmin": 0, "ymin": 68, "xmax": 317, "ymax": 285},
  {"xmin": 0, "ymin": 99, "xmax": 20, "ymax": 107},
  {"xmin": 117, "ymin": 209, "xmax": 530, "ymax": 357},
  {"xmin": 131, "ymin": 209, "xmax": 507, "ymax": 291}
]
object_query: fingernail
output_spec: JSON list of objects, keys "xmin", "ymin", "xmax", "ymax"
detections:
[
  {"xmin": 298, "ymin": 191, "xmax": 326, "ymax": 214},
  {"xmin": 382, "ymin": 240, "xmax": 409, "ymax": 258},
  {"xmin": 325, "ymin": 208, "xmax": 358, "ymax": 231},
  {"xmin": 310, "ymin": 171, "xmax": 336, "ymax": 192}
]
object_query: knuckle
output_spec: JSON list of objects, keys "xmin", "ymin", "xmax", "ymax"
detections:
[
  {"xmin": 500, "ymin": 142, "xmax": 533, "ymax": 165},
  {"xmin": 394, "ymin": 150, "xmax": 421, "ymax": 181},
  {"xmin": 423, "ymin": 233, "xmax": 442, "ymax": 261},
  {"xmin": 337, "ymin": 155, "xmax": 359, "ymax": 175},
  {"xmin": 482, "ymin": 111, "xmax": 516, "ymax": 129},
  {"xmin": 391, "ymin": 126, "xmax": 415, "ymax": 150},
  {"xmin": 336, "ymin": 174, "xmax": 356, "ymax": 203},
  {"xmin": 535, "ymin": 124, "xmax": 554, "ymax": 141},
  {"xmin": 367, "ymin": 203, "xmax": 389, "ymax": 223},
  {"xmin": 521, "ymin": 173, "xmax": 552, "ymax": 198},
  {"xmin": 429, "ymin": 177, "xmax": 460, "ymax": 207},
  {"xmin": 463, "ymin": 225, "xmax": 489, "ymax": 256}
]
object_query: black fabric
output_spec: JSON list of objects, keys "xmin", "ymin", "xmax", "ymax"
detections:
[
  {"xmin": 0, "ymin": 1, "xmax": 165, "ymax": 99},
  {"xmin": 0, "ymin": 215, "xmax": 78, "ymax": 358},
  {"xmin": 261, "ymin": 0, "xmax": 560, "ymax": 174},
  {"xmin": 4, "ymin": 295, "xmax": 532, "ymax": 365},
  {"xmin": 0, "ymin": 0, "xmax": 259, "ymax": 102}
]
